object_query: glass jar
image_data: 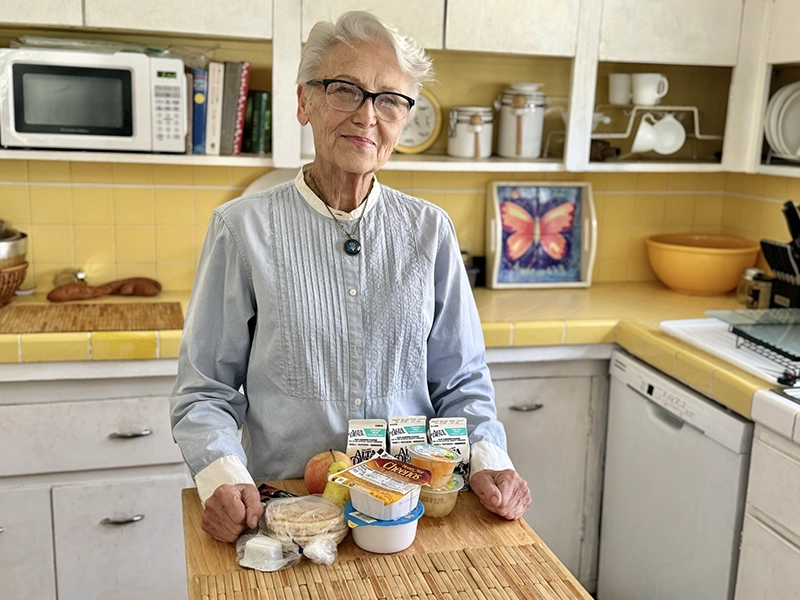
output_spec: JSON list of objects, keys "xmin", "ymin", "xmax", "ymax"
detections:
[{"xmin": 736, "ymin": 267, "xmax": 764, "ymax": 304}]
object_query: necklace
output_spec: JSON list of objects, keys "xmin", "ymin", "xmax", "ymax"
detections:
[{"xmin": 308, "ymin": 170, "xmax": 369, "ymax": 256}]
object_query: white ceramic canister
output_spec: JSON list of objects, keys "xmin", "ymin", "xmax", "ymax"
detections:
[
  {"xmin": 495, "ymin": 83, "xmax": 546, "ymax": 159},
  {"xmin": 447, "ymin": 106, "xmax": 494, "ymax": 159}
]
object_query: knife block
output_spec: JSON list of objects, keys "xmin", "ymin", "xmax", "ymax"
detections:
[{"xmin": 770, "ymin": 279, "xmax": 800, "ymax": 308}]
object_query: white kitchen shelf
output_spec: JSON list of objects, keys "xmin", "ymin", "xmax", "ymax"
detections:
[
  {"xmin": 757, "ymin": 163, "xmax": 800, "ymax": 177},
  {"xmin": 584, "ymin": 160, "xmax": 724, "ymax": 172},
  {"xmin": 384, "ymin": 153, "xmax": 565, "ymax": 172},
  {"xmin": 0, "ymin": 148, "xmax": 274, "ymax": 167}
]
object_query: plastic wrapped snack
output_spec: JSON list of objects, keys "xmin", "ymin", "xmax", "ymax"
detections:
[
  {"xmin": 236, "ymin": 530, "xmax": 298, "ymax": 572},
  {"xmin": 262, "ymin": 495, "xmax": 348, "ymax": 566}
]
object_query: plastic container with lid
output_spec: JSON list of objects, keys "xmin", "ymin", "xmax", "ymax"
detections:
[
  {"xmin": 344, "ymin": 501, "xmax": 424, "ymax": 554},
  {"xmin": 494, "ymin": 83, "xmax": 547, "ymax": 159},
  {"xmin": 407, "ymin": 443, "xmax": 462, "ymax": 488},
  {"xmin": 419, "ymin": 473, "xmax": 464, "ymax": 518},
  {"xmin": 447, "ymin": 106, "xmax": 493, "ymax": 159}
]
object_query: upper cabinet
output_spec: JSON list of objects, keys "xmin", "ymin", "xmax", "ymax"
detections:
[
  {"xmin": 599, "ymin": 0, "xmax": 744, "ymax": 66},
  {"xmin": 445, "ymin": 0, "xmax": 580, "ymax": 57},
  {"xmin": 83, "ymin": 0, "xmax": 272, "ymax": 39},
  {"xmin": 767, "ymin": 0, "xmax": 800, "ymax": 65},
  {"xmin": 302, "ymin": 1, "xmax": 445, "ymax": 49},
  {"xmin": 0, "ymin": 0, "xmax": 82, "ymax": 27}
]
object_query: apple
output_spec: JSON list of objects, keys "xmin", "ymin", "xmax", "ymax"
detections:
[{"xmin": 304, "ymin": 449, "xmax": 351, "ymax": 494}]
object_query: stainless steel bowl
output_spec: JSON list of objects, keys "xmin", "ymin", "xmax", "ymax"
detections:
[{"xmin": 0, "ymin": 230, "xmax": 27, "ymax": 269}]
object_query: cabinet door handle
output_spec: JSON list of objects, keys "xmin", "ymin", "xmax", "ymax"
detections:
[
  {"xmin": 109, "ymin": 429, "xmax": 152, "ymax": 439},
  {"xmin": 101, "ymin": 514, "xmax": 145, "ymax": 526},
  {"xmin": 0, "ymin": 526, "xmax": 5, "ymax": 534},
  {"xmin": 509, "ymin": 403, "xmax": 544, "ymax": 412}
]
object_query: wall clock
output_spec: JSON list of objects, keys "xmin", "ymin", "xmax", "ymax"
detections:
[{"xmin": 395, "ymin": 87, "xmax": 442, "ymax": 154}]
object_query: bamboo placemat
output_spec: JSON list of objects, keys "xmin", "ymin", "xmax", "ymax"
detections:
[
  {"xmin": 0, "ymin": 302, "xmax": 184, "ymax": 333},
  {"xmin": 192, "ymin": 543, "xmax": 587, "ymax": 600}
]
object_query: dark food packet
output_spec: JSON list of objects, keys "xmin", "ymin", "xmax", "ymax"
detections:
[{"xmin": 258, "ymin": 483, "xmax": 297, "ymax": 506}]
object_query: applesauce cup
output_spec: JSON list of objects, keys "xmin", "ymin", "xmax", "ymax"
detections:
[
  {"xmin": 408, "ymin": 443, "xmax": 462, "ymax": 488},
  {"xmin": 419, "ymin": 474, "xmax": 464, "ymax": 518}
]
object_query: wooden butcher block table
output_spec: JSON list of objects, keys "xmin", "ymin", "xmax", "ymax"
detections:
[{"xmin": 182, "ymin": 480, "xmax": 592, "ymax": 600}]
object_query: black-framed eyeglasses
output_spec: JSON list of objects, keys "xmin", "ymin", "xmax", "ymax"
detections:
[{"xmin": 306, "ymin": 78, "xmax": 415, "ymax": 122}]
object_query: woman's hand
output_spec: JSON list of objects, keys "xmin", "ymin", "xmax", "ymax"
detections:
[
  {"xmin": 201, "ymin": 483, "xmax": 264, "ymax": 543},
  {"xmin": 470, "ymin": 469, "xmax": 531, "ymax": 521}
]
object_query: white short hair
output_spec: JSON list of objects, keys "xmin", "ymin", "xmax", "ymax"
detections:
[{"xmin": 296, "ymin": 10, "xmax": 434, "ymax": 93}]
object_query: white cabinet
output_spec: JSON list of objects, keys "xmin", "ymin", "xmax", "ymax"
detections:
[
  {"xmin": 599, "ymin": 0, "xmax": 744, "ymax": 66},
  {"xmin": 83, "ymin": 0, "xmax": 272, "ymax": 39},
  {"xmin": 445, "ymin": 0, "xmax": 580, "ymax": 57},
  {"xmin": 0, "ymin": 486, "xmax": 56, "ymax": 600},
  {"xmin": 767, "ymin": 0, "xmax": 800, "ymax": 65},
  {"xmin": 0, "ymin": 364, "xmax": 191, "ymax": 600},
  {"xmin": 302, "ymin": 1, "xmax": 445, "ymax": 49},
  {"xmin": 53, "ymin": 475, "xmax": 188, "ymax": 600},
  {"xmin": 0, "ymin": 0, "xmax": 82, "ymax": 27},
  {"xmin": 735, "ymin": 425, "xmax": 800, "ymax": 600},
  {"xmin": 488, "ymin": 359, "xmax": 607, "ymax": 594}
]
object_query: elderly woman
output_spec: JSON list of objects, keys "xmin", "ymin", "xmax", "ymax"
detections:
[{"xmin": 170, "ymin": 10, "xmax": 531, "ymax": 544}]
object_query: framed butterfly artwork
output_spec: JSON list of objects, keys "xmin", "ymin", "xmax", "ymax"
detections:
[{"xmin": 485, "ymin": 181, "xmax": 597, "ymax": 288}]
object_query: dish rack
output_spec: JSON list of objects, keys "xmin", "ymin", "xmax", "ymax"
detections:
[{"xmin": 732, "ymin": 327, "xmax": 800, "ymax": 375}]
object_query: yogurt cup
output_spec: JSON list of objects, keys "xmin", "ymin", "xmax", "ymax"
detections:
[
  {"xmin": 419, "ymin": 474, "xmax": 464, "ymax": 518},
  {"xmin": 408, "ymin": 444, "xmax": 462, "ymax": 488},
  {"xmin": 344, "ymin": 501, "xmax": 424, "ymax": 554}
]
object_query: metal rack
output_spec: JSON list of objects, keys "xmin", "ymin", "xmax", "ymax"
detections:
[
  {"xmin": 732, "ymin": 326, "xmax": 800, "ymax": 375},
  {"xmin": 590, "ymin": 105, "xmax": 723, "ymax": 141}
]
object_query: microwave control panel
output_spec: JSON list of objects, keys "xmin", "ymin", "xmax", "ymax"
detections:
[{"xmin": 150, "ymin": 58, "xmax": 186, "ymax": 153}]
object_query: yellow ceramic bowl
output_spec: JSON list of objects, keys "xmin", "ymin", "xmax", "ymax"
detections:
[{"xmin": 646, "ymin": 234, "xmax": 760, "ymax": 295}]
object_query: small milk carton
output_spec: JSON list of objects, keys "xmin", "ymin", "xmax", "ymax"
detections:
[
  {"xmin": 428, "ymin": 417, "xmax": 471, "ymax": 487},
  {"xmin": 346, "ymin": 419, "xmax": 388, "ymax": 464},
  {"xmin": 388, "ymin": 416, "xmax": 428, "ymax": 463}
]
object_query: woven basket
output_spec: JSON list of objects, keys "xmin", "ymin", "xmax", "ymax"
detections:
[{"xmin": 0, "ymin": 262, "xmax": 28, "ymax": 307}]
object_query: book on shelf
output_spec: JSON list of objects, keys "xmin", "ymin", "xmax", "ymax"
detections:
[
  {"xmin": 191, "ymin": 68, "xmax": 208, "ymax": 155},
  {"xmin": 243, "ymin": 91, "xmax": 271, "ymax": 155},
  {"xmin": 204, "ymin": 61, "xmax": 225, "ymax": 156},
  {"xmin": 220, "ymin": 61, "xmax": 251, "ymax": 155},
  {"xmin": 185, "ymin": 72, "xmax": 193, "ymax": 154}
]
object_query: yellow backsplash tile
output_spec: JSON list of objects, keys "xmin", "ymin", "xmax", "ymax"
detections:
[
  {"xmin": 112, "ymin": 163, "xmax": 154, "ymax": 185},
  {"xmin": 192, "ymin": 166, "xmax": 232, "ymax": 186},
  {"xmin": 194, "ymin": 189, "xmax": 238, "ymax": 226},
  {"xmin": 30, "ymin": 186, "xmax": 72, "ymax": 223},
  {"xmin": 697, "ymin": 172, "xmax": 724, "ymax": 191},
  {"xmin": 75, "ymin": 226, "xmax": 115, "ymax": 264},
  {"xmin": 30, "ymin": 225, "xmax": 75, "ymax": 263},
  {"xmin": 114, "ymin": 188, "xmax": 154, "ymax": 225},
  {"xmin": 412, "ymin": 171, "xmax": 449, "ymax": 190},
  {"xmin": 513, "ymin": 321, "xmax": 564, "ymax": 346},
  {"xmin": 693, "ymin": 194, "xmax": 724, "ymax": 228},
  {"xmin": 70, "ymin": 162, "xmax": 113, "ymax": 184},
  {"xmin": 762, "ymin": 175, "xmax": 788, "ymax": 200},
  {"xmin": 759, "ymin": 201, "xmax": 789, "ymax": 241},
  {"xmin": 633, "ymin": 194, "xmax": 666, "ymax": 228},
  {"xmin": 33, "ymin": 262, "xmax": 74, "ymax": 291},
  {"xmin": 0, "ymin": 186, "xmax": 31, "ymax": 226},
  {"xmin": 666, "ymin": 172, "xmax": 699, "ymax": 191},
  {"xmin": 155, "ymin": 189, "xmax": 194, "ymax": 225},
  {"xmin": 116, "ymin": 226, "xmax": 155, "ymax": 262},
  {"xmin": 636, "ymin": 173, "xmax": 669, "ymax": 191},
  {"xmin": 482, "ymin": 322, "xmax": 512, "ymax": 347},
  {"xmin": 28, "ymin": 161, "xmax": 70, "ymax": 183},
  {"xmin": 116, "ymin": 262, "xmax": 156, "ymax": 279},
  {"xmin": 564, "ymin": 319, "xmax": 616, "ymax": 344},
  {"xmin": 593, "ymin": 258, "xmax": 629, "ymax": 282},
  {"xmin": 710, "ymin": 369, "xmax": 759, "ymax": 419},
  {"xmin": 231, "ymin": 166, "xmax": 270, "ymax": 187},
  {"xmin": 83, "ymin": 262, "xmax": 116, "ymax": 285},
  {"xmin": 159, "ymin": 329, "xmax": 183, "ymax": 358},
  {"xmin": 72, "ymin": 187, "xmax": 114, "ymax": 225},
  {"xmin": 21, "ymin": 332, "xmax": 90, "ymax": 362},
  {"xmin": 0, "ymin": 160, "xmax": 28, "ymax": 182},
  {"xmin": 154, "ymin": 164, "xmax": 194, "ymax": 185},
  {"xmin": 92, "ymin": 331, "xmax": 157, "ymax": 360},
  {"xmin": 0, "ymin": 334, "xmax": 19, "ymax": 363},
  {"xmin": 156, "ymin": 227, "xmax": 194, "ymax": 262},
  {"xmin": 602, "ymin": 194, "xmax": 636, "ymax": 230},
  {"xmin": 156, "ymin": 263, "xmax": 197, "ymax": 291},
  {"xmin": 663, "ymin": 194, "xmax": 695, "ymax": 228}
]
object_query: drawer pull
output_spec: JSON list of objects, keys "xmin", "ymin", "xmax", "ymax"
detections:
[
  {"xmin": 101, "ymin": 514, "xmax": 145, "ymax": 526},
  {"xmin": 510, "ymin": 403, "xmax": 544, "ymax": 412},
  {"xmin": 0, "ymin": 526, "xmax": 5, "ymax": 534},
  {"xmin": 109, "ymin": 429, "xmax": 152, "ymax": 439}
]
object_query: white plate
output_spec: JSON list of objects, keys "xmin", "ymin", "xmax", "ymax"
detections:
[
  {"xmin": 778, "ymin": 87, "xmax": 800, "ymax": 157},
  {"xmin": 766, "ymin": 82, "xmax": 800, "ymax": 156}
]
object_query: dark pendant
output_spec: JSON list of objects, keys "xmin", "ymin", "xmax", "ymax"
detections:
[{"xmin": 344, "ymin": 239, "xmax": 362, "ymax": 255}]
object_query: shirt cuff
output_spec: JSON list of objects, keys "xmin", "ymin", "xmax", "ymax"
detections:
[
  {"xmin": 194, "ymin": 455, "xmax": 256, "ymax": 507},
  {"xmin": 469, "ymin": 440, "xmax": 515, "ymax": 484}
]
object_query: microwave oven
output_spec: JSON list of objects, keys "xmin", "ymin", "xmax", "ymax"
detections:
[{"xmin": 0, "ymin": 48, "xmax": 187, "ymax": 153}]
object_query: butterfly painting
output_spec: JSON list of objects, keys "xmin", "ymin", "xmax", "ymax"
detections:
[{"xmin": 495, "ymin": 184, "xmax": 584, "ymax": 284}]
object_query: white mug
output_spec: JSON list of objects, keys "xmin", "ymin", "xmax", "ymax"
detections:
[
  {"xmin": 631, "ymin": 113, "xmax": 658, "ymax": 153},
  {"xmin": 652, "ymin": 113, "xmax": 686, "ymax": 155},
  {"xmin": 632, "ymin": 73, "xmax": 669, "ymax": 106},
  {"xmin": 608, "ymin": 73, "xmax": 632, "ymax": 106}
]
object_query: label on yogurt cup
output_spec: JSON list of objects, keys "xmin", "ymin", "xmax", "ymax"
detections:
[
  {"xmin": 428, "ymin": 417, "xmax": 471, "ymax": 487},
  {"xmin": 388, "ymin": 416, "xmax": 428, "ymax": 463},
  {"xmin": 346, "ymin": 419, "xmax": 387, "ymax": 464}
]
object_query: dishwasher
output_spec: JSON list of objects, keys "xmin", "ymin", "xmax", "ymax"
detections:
[{"xmin": 597, "ymin": 350, "xmax": 753, "ymax": 600}]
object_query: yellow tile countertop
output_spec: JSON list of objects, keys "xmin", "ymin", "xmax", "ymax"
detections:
[{"xmin": 0, "ymin": 282, "xmax": 767, "ymax": 419}]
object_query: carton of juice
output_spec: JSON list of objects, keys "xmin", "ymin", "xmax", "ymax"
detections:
[
  {"xmin": 388, "ymin": 416, "xmax": 428, "ymax": 463},
  {"xmin": 428, "ymin": 417, "xmax": 471, "ymax": 487},
  {"xmin": 346, "ymin": 419, "xmax": 387, "ymax": 464}
]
